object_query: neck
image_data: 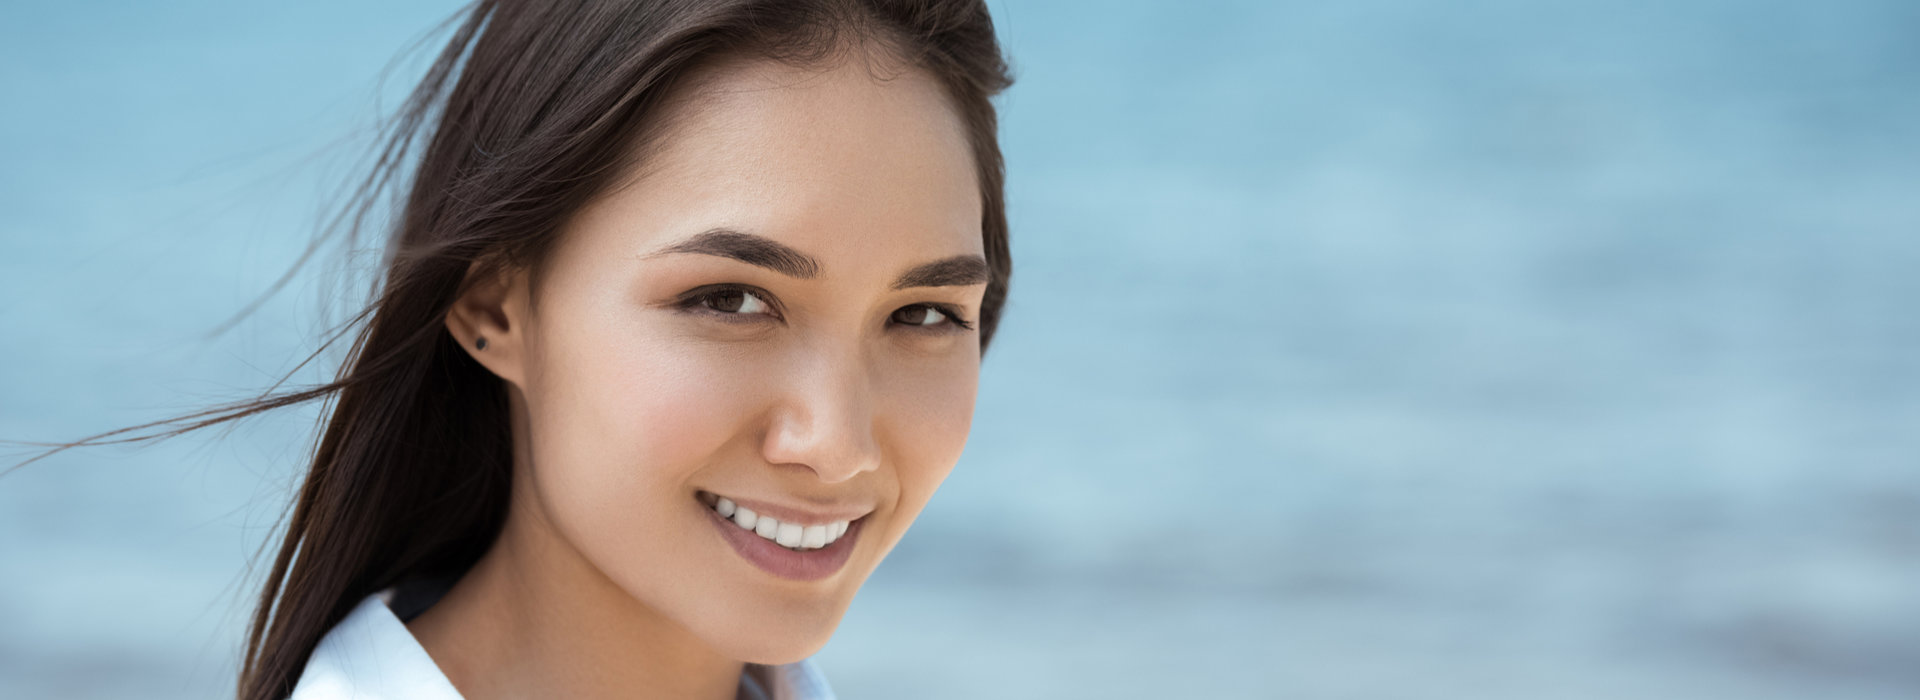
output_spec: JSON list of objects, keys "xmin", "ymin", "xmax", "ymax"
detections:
[{"xmin": 406, "ymin": 495, "xmax": 745, "ymax": 700}]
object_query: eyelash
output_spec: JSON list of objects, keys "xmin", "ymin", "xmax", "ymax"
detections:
[{"xmin": 673, "ymin": 283, "xmax": 976, "ymax": 333}]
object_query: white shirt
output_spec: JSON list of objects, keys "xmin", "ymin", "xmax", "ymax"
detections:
[{"xmin": 289, "ymin": 587, "xmax": 837, "ymax": 700}]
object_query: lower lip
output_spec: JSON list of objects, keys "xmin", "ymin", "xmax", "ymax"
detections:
[{"xmin": 701, "ymin": 497, "xmax": 866, "ymax": 582}]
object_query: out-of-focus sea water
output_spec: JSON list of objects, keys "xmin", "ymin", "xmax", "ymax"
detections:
[{"xmin": 3, "ymin": 1, "xmax": 1916, "ymax": 698}]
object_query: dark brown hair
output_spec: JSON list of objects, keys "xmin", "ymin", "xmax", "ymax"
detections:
[{"xmin": 4, "ymin": 1, "xmax": 1012, "ymax": 698}]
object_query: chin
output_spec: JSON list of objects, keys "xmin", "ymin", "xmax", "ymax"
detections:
[
  {"xmin": 710, "ymin": 609, "xmax": 845, "ymax": 665},
  {"xmin": 652, "ymin": 566, "xmax": 863, "ymax": 665}
]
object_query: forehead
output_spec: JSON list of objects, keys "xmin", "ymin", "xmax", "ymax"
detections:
[{"xmin": 576, "ymin": 51, "xmax": 983, "ymax": 274}]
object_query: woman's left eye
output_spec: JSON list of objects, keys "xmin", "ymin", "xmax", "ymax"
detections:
[{"xmin": 891, "ymin": 303, "xmax": 975, "ymax": 332}]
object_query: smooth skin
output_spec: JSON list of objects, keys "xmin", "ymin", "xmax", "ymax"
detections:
[{"xmin": 417, "ymin": 48, "xmax": 986, "ymax": 700}]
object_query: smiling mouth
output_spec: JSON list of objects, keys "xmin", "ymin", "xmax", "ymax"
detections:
[
  {"xmin": 696, "ymin": 490, "xmax": 868, "ymax": 582},
  {"xmin": 696, "ymin": 490, "xmax": 860, "ymax": 551}
]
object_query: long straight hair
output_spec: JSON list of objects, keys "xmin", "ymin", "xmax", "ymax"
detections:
[{"xmin": 7, "ymin": 2, "xmax": 1013, "ymax": 698}]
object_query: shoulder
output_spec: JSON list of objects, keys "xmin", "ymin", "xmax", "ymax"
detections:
[
  {"xmin": 288, "ymin": 591, "xmax": 466, "ymax": 700},
  {"xmin": 285, "ymin": 588, "xmax": 838, "ymax": 700}
]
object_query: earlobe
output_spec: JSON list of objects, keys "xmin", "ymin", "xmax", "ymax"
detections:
[{"xmin": 444, "ymin": 260, "xmax": 528, "ymax": 387}]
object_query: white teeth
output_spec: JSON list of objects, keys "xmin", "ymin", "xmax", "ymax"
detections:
[
  {"xmin": 706, "ymin": 494, "xmax": 854, "ymax": 551},
  {"xmin": 776, "ymin": 522, "xmax": 803, "ymax": 548}
]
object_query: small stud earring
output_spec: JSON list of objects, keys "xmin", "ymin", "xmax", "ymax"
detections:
[{"xmin": 475, "ymin": 336, "xmax": 488, "ymax": 350}]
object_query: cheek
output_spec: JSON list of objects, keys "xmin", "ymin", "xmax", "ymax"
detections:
[
  {"xmin": 519, "ymin": 310, "xmax": 770, "ymax": 575},
  {"xmin": 879, "ymin": 352, "xmax": 979, "ymax": 523}
]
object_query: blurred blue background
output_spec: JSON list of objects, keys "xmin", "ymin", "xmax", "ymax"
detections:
[{"xmin": 4, "ymin": 1, "xmax": 1918, "ymax": 698}]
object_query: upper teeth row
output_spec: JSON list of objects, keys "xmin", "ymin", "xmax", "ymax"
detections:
[{"xmin": 713, "ymin": 496, "xmax": 851, "ymax": 551}]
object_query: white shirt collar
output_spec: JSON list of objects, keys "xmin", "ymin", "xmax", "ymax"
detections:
[{"xmin": 289, "ymin": 588, "xmax": 837, "ymax": 700}]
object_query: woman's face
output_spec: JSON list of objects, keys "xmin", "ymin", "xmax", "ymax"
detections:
[{"xmin": 455, "ymin": 52, "xmax": 985, "ymax": 663}]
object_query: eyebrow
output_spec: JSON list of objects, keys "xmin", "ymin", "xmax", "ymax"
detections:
[{"xmin": 642, "ymin": 227, "xmax": 990, "ymax": 290}]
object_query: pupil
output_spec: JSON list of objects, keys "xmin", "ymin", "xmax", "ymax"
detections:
[{"xmin": 711, "ymin": 290, "xmax": 743, "ymax": 312}]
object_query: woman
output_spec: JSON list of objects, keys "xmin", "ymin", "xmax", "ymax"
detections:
[{"xmin": 22, "ymin": 0, "xmax": 1013, "ymax": 698}]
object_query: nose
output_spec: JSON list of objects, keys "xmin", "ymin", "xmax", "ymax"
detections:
[{"xmin": 760, "ymin": 341, "xmax": 883, "ymax": 484}]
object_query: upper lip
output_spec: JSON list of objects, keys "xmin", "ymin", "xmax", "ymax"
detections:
[{"xmin": 699, "ymin": 490, "xmax": 874, "ymax": 526}]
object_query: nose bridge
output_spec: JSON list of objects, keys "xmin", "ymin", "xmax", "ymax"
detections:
[{"xmin": 764, "ymin": 334, "xmax": 881, "ymax": 483}]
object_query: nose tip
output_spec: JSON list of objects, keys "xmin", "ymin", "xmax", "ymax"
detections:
[
  {"xmin": 764, "ymin": 407, "xmax": 881, "ymax": 483},
  {"xmin": 761, "ymin": 353, "xmax": 882, "ymax": 484}
]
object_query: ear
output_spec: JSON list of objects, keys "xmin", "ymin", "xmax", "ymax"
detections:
[{"xmin": 444, "ymin": 259, "xmax": 532, "ymax": 389}]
